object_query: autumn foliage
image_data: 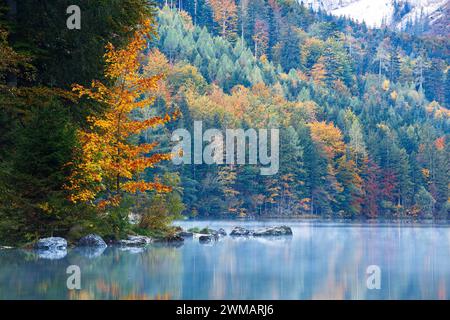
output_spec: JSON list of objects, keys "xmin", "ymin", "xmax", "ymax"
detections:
[
  {"xmin": 66, "ymin": 19, "xmax": 176, "ymax": 208},
  {"xmin": 209, "ymin": 0, "xmax": 238, "ymax": 40}
]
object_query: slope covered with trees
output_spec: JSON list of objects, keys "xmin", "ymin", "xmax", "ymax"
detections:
[
  {"xmin": 0, "ymin": 1, "xmax": 184, "ymax": 244},
  {"xmin": 0, "ymin": 0, "xmax": 448, "ymax": 245},
  {"xmin": 152, "ymin": 1, "xmax": 449, "ymax": 218}
]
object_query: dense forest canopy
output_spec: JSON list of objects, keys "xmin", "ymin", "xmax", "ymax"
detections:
[
  {"xmin": 0, "ymin": 0, "xmax": 449, "ymax": 245},
  {"xmin": 150, "ymin": 0, "xmax": 449, "ymax": 219}
]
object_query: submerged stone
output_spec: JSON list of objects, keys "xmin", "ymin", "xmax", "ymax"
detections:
[
  {"xmin": 118, "ymin": 235, "xmax": 153, "ymax": 247},
  {"xmin": 199, "ymin": 235, "xmax": 217, "ymax": 244},
  {"xmin": 253, "ymin": 226, "xmax": 293, "ymax": 236}
]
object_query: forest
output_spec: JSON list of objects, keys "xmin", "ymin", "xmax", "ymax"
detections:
[{"xmin": 0, "ymin": 0, "xmax": 449, "ymax": 245}]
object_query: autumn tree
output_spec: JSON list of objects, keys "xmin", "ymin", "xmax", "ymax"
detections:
[
  {"xmin": 308, "ymin": 121, "xmax": 345, "ymax": 160},
  {"xmin": 209, "ymin": 0, "xmax": 238, "ymax": 41},
  {"xmin": 310, "ymin": 57, "xmax": 327, "ymax": 86},
  {"xmin": 253, "ymin": 19, "xmax": 269, "ymax": 59},
  {"xmin": 66, "ymin": 19, "xmax": 176, "ymax": 209}
]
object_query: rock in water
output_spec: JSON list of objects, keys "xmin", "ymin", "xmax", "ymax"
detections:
[
  {"xmin": 177, "ymin": 231, "xmax": 194, "ymax": 238},
  {"xmin": 230, "ymin": 227, "xmax": 253, "ymax": 236},
  {"xmin": 199, "ymin": 235, "xmax": 216, "ymax": 244},
  {"xmin": 217, "ymin": 228, "xmax": 227, "ymax": 236},
  {"xmin": 208, "ymin": 229, "xmax": 221, "ymax": 239},
  {"xmin": 34, "ymin": 237, "xmax": 67, "ymax": 251},
  {"xmin": 118, "ymin": 235, "xmax": 153, "ymax": 247},
  {"xmin": 253, "ymin": 226, "xmax": 293, "ymax": 236},
  {"xmin": 34, "ymin": 237, "xmax": 67, "ymax": 260},
  {"xmin": 154, "ymin": 234, "xmax": 185, "ymax": 243},
  {"xmin": 78, "ymin": 234, "xmax": 107, "ymax": 247}
]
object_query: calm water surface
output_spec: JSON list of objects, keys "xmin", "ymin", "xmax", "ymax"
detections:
[{"xmin": 1, "ymin": 220, "xmax": 449, "ymax": 300}]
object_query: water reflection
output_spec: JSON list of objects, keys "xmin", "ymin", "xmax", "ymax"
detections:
[{"xmin": 0, "ymin": 221, "xmax": 449, "ymax": 299}]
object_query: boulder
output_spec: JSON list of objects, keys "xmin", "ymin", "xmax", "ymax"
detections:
[
  {"xmin": 34, "ymin": 237, "xmax": 67, "ymax": 251},
  {"xmin": 34, "ymin": 237, "xmax": 67, "ymax": 260},
  {"xmin": 206, "ymin": 228, "xmax": 226, "ymax": 237},
  {"xmin": 118, "ymin": 235, "xmax": 153, "ymax": 247},
  {"xmin": 230, "ymin": 226, "xmax": 253, "ymax": 236},
  {"xmin": 0, "ymin": 246, "xmax": 13, "ymax": 250},
  {"xmin": 217, "ymin": 228, "xmax": 227, "ymax": 236},
  {"xmin": 253, "ymin": 226, "xmax": 293, "ymax": 236},
  {"xmin": 154, "ymin": 234, "xmax": 184, "ymax": 243},
  {"xmin": 78, "ymin": 234, "xmax": 107, "ymax": 247},
  {"xmin": 208, "ymin": 229, "xmax": 219, "ymax": 238},
  {"xmin": 199, "ymin": 235, "xmax": 217, "ymax": 244}
]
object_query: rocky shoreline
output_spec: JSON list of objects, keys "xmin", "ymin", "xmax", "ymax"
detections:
[{"xmin": 0, "ymin": 225, "xmax": 293, "ymax": 259}]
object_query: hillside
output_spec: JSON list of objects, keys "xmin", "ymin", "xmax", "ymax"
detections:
[
  {"xmin": 0, "ymin": 0, "xmax": 449, "ymax": 246},
  {"xmin": 150, "ymin": 1, "xmax": 449, "ymax": 218}
]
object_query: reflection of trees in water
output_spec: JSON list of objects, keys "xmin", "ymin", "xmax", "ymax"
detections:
[
  {"xmin": 308, "ymin": 226, "xmax": 450, "ymax": 300},
  {"xmin": 68, "ymin": 246, "xmax": 183, "ymax": 300},
  {"xmin": 0, "ymin": 246, "xmax": 183, "ymax": 300},
  {"xmin": 0, "ymin": 250, "xmax": 64, "ymax": 299},
  {"xmin": 0, "ymin": 225, "xmax": 449, "ymax": 299},
  {"xmin": 180, "ymin": 225, "xmax": 449, "ymax": 299}
]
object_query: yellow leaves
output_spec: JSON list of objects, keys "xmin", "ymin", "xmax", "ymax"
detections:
[
  {"xmin": 311, "ymin": 58, "xmax": 326, "ymax": 86},
  {"xmin": 422, "ymin": 168, "xmax": 430, "ymax": 179},
  {"xmin": 209, "ymin": 0, "xmax": 238, "ymax": 40},
  {"xmin": 144, "ymin": 49, "xmax": 170, "ymax": 76},
  {"xmin": 178, "ymin": 10, "xmax": 194, "ymax": 31},
  {"xmin": 382, "ymin": 79, "xmax": 390, "ymax": 91},
  {"xmin": 66, "ymin": 18, "xmax": 174, "ymax": 209},
  {"xmin": 390, "ymin": 90, "xmax": 398, "ymax": 101},
  {"xmin": 425, "ymin": 101, "xmax": 450, "ymax": 120},
  {"xmin": 122, "ymin": 181, "xmax": 172, "ymax": 194},
  {"xmin": 37, "ymin": 202, "xmax": 52, "ymax": 214},
  {"xmin": 259, "ymin": 54, "xmax": 268, "ymax": 64},
  {"xmin": 308, "ymin": 121, "xmax": 345, "ymax": 159}
]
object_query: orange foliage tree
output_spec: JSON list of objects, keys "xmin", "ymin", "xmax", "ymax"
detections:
[
  {"xmin": 253, "ymin": 19, "xmax": 269, "ymax": 59},
  {"xmin": 66, "ymin": 19, "xmax": 176, "ymax": 208},
  {"xmin": 209, "ymin": 0, "xmax": 238, "ymax": 40},
  {"xmin": 311, "ymin": 57, "xmax": 327, "ymax": 85},
  {"xmin": 308, "ymin": 121, "xmax": 345, "ymax": 159}
]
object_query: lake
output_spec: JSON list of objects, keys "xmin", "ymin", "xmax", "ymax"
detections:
[{"xmin": 0, "ymin": 220, "xmax": 449, "ymax": 300}]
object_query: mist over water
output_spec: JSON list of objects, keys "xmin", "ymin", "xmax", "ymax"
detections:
[{"xmin": 1, "ymin": 220, "xmax": 449, "ymax": 300}]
